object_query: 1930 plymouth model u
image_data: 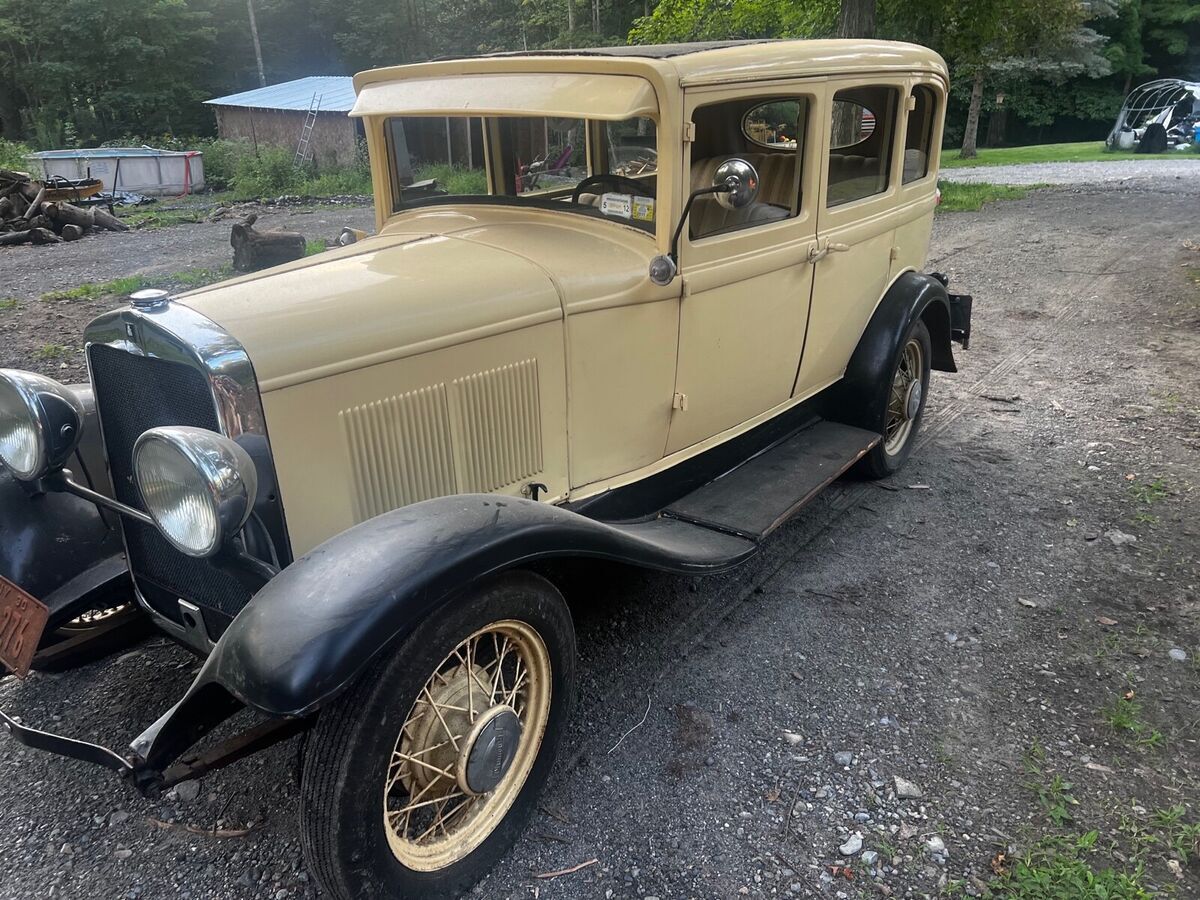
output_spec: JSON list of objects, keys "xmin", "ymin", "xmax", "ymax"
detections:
[{"xmin": 0, "ymin": 40, "xmax": 970, "ymax": 898}]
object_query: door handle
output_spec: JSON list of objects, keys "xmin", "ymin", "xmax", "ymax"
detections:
[{"xmin": 807, "ymin": 242, "xmax": 850, "ymax": 264}]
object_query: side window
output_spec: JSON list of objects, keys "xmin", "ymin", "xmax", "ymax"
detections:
[
  {"xmin": 688, "ymin": 96, "xmax": 806, "ymax": 240},
  {"xmin": 903, "ymin": 86, "xmax": 937, "ymax": 184},
  {"xmin": 826, "ymin": 86, "xmax": 899, "ymax": 207}
]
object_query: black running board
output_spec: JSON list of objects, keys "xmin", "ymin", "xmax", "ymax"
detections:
[{"xmin": 661, "ymin": 420, "xmax": 879, "ymax": 541}]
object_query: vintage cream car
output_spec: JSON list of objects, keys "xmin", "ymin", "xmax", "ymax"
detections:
[{"xmin": 0, "ymin": 39, "xmax": 970, "ymax": 899}]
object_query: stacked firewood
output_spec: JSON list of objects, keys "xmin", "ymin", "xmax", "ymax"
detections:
[{"xmin": 0, "ymin": 170, "xmax": 128, "ymax": 246}]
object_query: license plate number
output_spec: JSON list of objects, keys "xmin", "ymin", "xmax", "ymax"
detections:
[{"xmin": 0, "ymin": 576, "xmax": 49, "ymax": 678}]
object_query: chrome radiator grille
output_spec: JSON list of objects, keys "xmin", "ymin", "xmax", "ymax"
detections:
[{"xmin": 87, "ymin": 343, "xmax": 254, "ymax": 627}]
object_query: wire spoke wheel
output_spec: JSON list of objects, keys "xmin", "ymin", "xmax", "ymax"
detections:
[
  {"xmin": 884, "ymin": 337, "xmax": 924, "ymax": 456},
  {"xmin": 383, "ymin": 620, "xmax": 552, "ymax": 872}
]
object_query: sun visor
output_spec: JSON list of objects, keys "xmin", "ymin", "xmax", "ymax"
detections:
[{"xmin": 351, "ymin": 72, "xmax": 657, "ymax": 121}]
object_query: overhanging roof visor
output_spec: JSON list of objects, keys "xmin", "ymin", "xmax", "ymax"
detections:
[{"xmin": 351, "ymin": 73, "xmax": 658, "ymax": 120}]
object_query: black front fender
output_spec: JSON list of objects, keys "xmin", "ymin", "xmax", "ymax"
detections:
[{"xmin": 191, "ymin": 495, "xmax": 753, "ymax": 720}]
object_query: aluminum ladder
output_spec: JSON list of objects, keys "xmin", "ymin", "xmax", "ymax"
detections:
[{"xmin": 294, "ymin": 93, "xmax": 322, "ymax": 166}]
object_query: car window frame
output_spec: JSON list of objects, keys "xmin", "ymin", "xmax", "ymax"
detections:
[
  {"xmin": 820, "ymin": 77, "xmax": 906, "ymax": 220},
  {"xmin": 681, "ymin": 81, "xmax": 824, "ymax": 267},
  {"xmin": 898, "ymin": 78, "xmax": 945, "ymax": 191}
]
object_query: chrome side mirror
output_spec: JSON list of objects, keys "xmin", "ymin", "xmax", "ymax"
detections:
[{"xmin": 713, "ymin": 158, "xmax": 760, "ymax": 210}]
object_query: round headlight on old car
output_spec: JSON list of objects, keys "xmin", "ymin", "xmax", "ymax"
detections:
[
  {"xmin": 133, "ymin": 426, "xmax": 258, "ymax": 558},
  {"xmin": 0, "ymin": 369, "xmax": 84, "ymax": 481}
]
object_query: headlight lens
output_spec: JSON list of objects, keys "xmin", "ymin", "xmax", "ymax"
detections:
[
  {"xmin": 0, "ymin": 369, "xmax": 83, "ymax": 481},
  {"xmin": 133, "ymin": 426, "xmax": 258, "ymax": 558}
]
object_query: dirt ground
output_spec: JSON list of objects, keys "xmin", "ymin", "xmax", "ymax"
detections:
[
  {"xmin": 0, "ymin": 178, "xmax": 1198, "ymax": 900},
  {"xmin": 0, "ymin": 200, "xmax": 376, "ymax": 377}
]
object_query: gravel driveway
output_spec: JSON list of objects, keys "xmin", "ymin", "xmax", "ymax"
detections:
[
  {"xmin": 1, "ymin": 179, "xmax": 1198, "ymax": 900},
  {"xmin": 941, "ymin": 156, "xmax": 1200, "ymax": 184}
]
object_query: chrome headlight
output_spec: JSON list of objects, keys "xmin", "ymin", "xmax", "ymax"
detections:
[
  {"xmin": 133, "ymin": 426, "xmax": 258, "ymax": 558},
  {"xmin": 0, "ymin": 369, "xmax": 84, "ymax": 481}
]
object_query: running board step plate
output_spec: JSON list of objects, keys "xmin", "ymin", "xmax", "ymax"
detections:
[{"xmin": 663, "ymin": 421, "xmax": 879, "ymax": 541}]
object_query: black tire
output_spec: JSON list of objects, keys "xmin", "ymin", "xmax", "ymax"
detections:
[
  {"xmin": 853, "ymin": 317, "xmax": 932, "ymax": 480},
  {"xmin": 300, "ymin": 570, "xmax": 576, "ymax": 900}
]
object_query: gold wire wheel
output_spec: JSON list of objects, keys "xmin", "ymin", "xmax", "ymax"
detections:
[
  {"xmin": 383, "ymin": 619, "xmax": 552, "ymax": 872},
  {"xmin": 884, "ymin": 337, "xmax": 924, "ymax": 455}
]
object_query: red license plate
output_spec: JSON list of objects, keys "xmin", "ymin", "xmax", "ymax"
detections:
[{"xmin": 0, "ymin": 576, "xmax": 49, "ymax": 678}]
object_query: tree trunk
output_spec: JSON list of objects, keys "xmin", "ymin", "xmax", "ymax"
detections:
[
  {"xmin": 230, "ymin": 216, "xmax": 306, "ymax": 272},
  {"xmin": 0, "ymin": 231, "xmax": 32, "ymax": 246},
  {"xmin": 247, "ymin": 0, "xmax": 267, "ymax": 87},
  {"xmin": 985, "ymin": 106, "xmax": 1007, "ymax": 147},
  {"xmin": 91, "ymin": 206, "xmax": 129, "ymax": 232},
  {"xmin": 567, "ymin": 0, "xmax": 574, "ymax": 32},
  {"xmin": 44, "ymin": 201, "xmax": 96, "ymax": 231},
  {"xmin": 592, "ymin": 0, "xmax": 600, "ymax": 32},
  {"xmin": 960, "ymin": 71, "xmax": 985, "ymax": 160},
  {"xmin": 835, "ymin": 0, "xmax": 875, "ymax": 38}
]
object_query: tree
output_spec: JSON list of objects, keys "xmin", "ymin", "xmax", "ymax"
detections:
[{"xmin": 907, "ymin": 0, "xmax": 1087, "ymax": 157}]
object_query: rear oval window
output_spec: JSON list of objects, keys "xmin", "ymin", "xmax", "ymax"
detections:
[
  {"xmin": 742, "ymin": 100, "xmax": 801, "ymax": 149},
  {"xmin": 831, "ymin": 100, "xmax": 876, "ymax": 149}
]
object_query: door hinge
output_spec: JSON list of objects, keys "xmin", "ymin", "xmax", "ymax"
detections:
[
  {"xmin": 672, "ymin": 392, "xmax": 689, "ymax": 411},
  {"xmin": 682, "ymin": 122, "xmax": 696, "ymax": 143},
  {"xmin": 890, "ymin": 245, "xmax": 900, "ymax": 261}
]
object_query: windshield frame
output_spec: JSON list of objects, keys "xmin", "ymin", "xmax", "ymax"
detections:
[{"xmin": 382, "ymin": 112, "xmax": 661, "ymax": 239}]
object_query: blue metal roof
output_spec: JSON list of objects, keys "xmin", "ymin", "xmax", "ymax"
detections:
[{"xmin": 205, "ymin": 76, "xmax": 356, "ymax": 113}]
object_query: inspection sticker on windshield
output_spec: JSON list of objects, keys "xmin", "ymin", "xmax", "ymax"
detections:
[
  {"xmin": 600, "ymin": 193, "xmax": 632, "ymax": 219},
  {"xmin": 632, "ymin": 196, "xmax": 655, "ymax": 223}
]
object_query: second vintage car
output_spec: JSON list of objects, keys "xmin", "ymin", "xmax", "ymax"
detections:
[{"xmin": 0, "ymin": 38, "xmax": 969, "ymax": 899}]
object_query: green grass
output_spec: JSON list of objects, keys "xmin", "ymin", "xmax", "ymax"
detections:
[
  {"xmin": 305, "ymin": 239, "xmax": 328, "ymax": 256},
  {"xmin": 34, "ymin": 343, "xmax": 72, "ymax": 360},
  {"xmin": 937, "ymin": 181, "xmax": 1042, "ymax": 212},
  {"xmin": 0, "ymin": 298, "xmax": 18, "ymax": 311},
  {"xmin": 412, "ymin": 163, "xmax": 489, "ymax": 196},
  {"xmin": 992, "ymin": 832, "xmax": 1152, "ymax": 899},
  {"xmin": 941, "ymin": 140, "xmax": 1193, "ymax": 168},
  {"xmin": 41, "ymin": 265, "xmax": 233, "ymax": 302},
  {"xmin": 1128, "ymin": 477, "xmax": 1169, "ymax": 504},
  {"xmin": 1102, "ymin": 695, "xmax": 1165, "ymax": 748}
]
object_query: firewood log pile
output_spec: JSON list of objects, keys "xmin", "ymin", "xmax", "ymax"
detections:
[{"xmin": 0, "ymin": 170, "xmax": 129, "ymax": 247}]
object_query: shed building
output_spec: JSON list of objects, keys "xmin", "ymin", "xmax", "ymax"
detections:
[{"xmin": 206, "ymin": 77, "xmax": 360, "ymax": 168}]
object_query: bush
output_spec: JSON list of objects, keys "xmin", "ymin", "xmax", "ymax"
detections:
[{"xmin": 0, "ymin": 139, "xmax": 34, "ymax": 172}]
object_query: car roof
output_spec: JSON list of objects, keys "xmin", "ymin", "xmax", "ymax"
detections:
[{"xmin": 355, "ymin": 39, "xmax": 948, "ymax": 93}]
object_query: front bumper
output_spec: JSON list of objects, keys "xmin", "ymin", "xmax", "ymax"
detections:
[{"xmin": 0, "ymin": 692, "xmax": 309, "ymax": 797}]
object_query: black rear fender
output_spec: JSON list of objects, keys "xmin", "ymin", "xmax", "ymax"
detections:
[{"xmin": 819, "ymin": 271, "xmax": 955, "ymax": 431}]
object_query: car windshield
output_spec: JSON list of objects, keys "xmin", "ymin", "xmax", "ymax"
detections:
[{"xmin": 385, "ymin": 115, "xmax": 659, "ymax": 233}]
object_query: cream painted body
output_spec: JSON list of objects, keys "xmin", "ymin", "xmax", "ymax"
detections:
[{"xmin": 175, "ymin": 42, "xmax": 948, "ymax": 557}]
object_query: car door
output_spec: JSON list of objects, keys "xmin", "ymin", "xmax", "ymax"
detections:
[
  {"xmin": 665, "ymin": 83, "xmax": 826, "ymax": 455},
  {"xmin": 794, "ymin": 79, "xmax": 906, "ymax": 399}
]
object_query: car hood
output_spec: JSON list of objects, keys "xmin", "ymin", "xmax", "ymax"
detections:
[
  {"xmin": 177, "ymin": 212, "xmax": 665, "ymax": 391},
  {"xmin": 176, "ymin": 231, "xmax": 564, "ymax": 392}
]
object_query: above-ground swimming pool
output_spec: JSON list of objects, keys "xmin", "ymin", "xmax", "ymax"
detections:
[{"xmin": 27, "ymin": 147, "xmax": 205, "ymax": 196}]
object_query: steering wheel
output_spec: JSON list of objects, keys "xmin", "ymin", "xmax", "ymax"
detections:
[{"xmin": 572, "ymin": 174, "xmax": 654, "ymax": 205}]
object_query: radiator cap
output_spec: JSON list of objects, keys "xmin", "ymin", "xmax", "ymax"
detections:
[{"xmin": 129, "ymin": 289, "xmax": 169, "ymax": 311}]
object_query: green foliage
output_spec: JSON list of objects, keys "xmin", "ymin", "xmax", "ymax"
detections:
[
  {"xmin": 629, "ymin": 0, "xmax": 832, "ymax": 44},
  {"xmin": 196, "ymin": 139, "xmax": 371, "ymax": 199},
  {"xmin": 0, "ymin": 139, "xmax": 33, "ymax": 171},
  {"xmin": 1128, "ymin": 477, "xmax": 1168, "ymax": 504},
  {"xmin": 1101, "ymin": 695, "xmax": 1165, "ymax": 748},
  {"xmin": 993, "ymin": 832, "xmax": 1152, "ymax": 900},
  {"xmin": 936, "ymin": 182, "xmax": 1039, "ymax": 212},
  {"xmin": 0, "ymin": 298, "xmax": 19, "ymax": 311},
  {"xmin": 305, "ymin": 239, "xmax": 328, "ymax": 256},
  {"xmin": 412, "ymin": 163, "xmax": 488, "ymax": 195}
]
